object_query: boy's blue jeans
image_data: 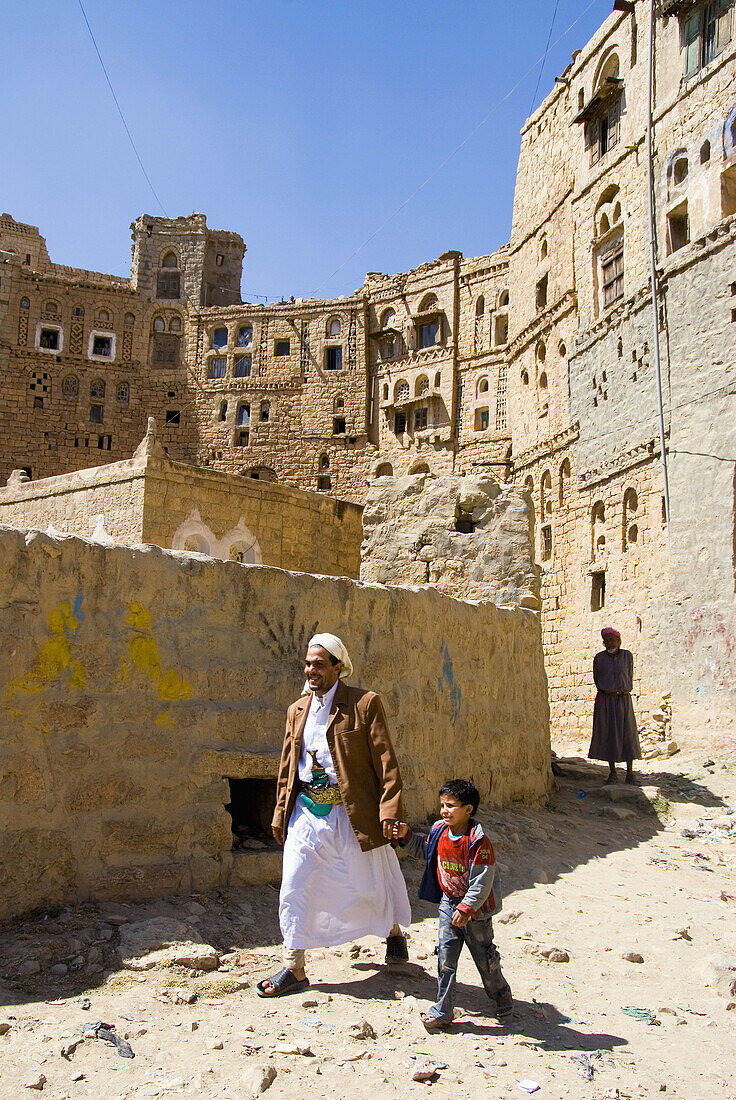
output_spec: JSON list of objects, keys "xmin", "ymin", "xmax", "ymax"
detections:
[{"xmin": 427, "ymin": 895, "xmax": 511, "ymax": 1024}]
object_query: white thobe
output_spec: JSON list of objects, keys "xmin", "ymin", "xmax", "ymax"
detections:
[{"xmin": 279, "ymin": 682, "xmax": 411, "ymax": 950}]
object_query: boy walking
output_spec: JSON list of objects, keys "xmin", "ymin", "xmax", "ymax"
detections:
[{"xmin": 394, "ymin": 779, "xmax": 512, "ymax": 1032}]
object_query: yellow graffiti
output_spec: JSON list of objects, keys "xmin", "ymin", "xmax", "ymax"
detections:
[
  {"xmin": 123, "ymin": 602, "xmax": 192, "ymax": 704},
  {"xmin": 5, "ymin": 600, "xmax": 85, "ymax": 702}
]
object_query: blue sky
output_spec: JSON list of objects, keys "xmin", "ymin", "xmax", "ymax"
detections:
[{"xmin": 3, "ymin": 0, "xmax": 612, "ymax": 300}]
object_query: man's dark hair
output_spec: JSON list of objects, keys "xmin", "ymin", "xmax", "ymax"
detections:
[
  {"xmin": 328, "ymin": 654, "xmax": 340, "ymax": 667},
  {"xmin": 439, "ymin": 779, "xmax": 480, "ymax": 814}
]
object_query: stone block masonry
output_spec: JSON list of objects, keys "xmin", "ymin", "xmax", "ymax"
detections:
[{"xmin": 0, "ymin": 526, "xmax": 549, "ymax": 920}]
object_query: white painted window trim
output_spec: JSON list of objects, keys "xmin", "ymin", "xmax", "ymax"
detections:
[
  {"xmin": 87, "ymin": 329, "xmax": 117, "ymax": 362},
  {"xmin": 35, "ymin": 321, "xmax": 64, "ymax": 353}
]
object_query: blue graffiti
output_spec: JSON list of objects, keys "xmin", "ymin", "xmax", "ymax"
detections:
[
  {"xmin": 438, "ymin": 638, "xmax": 462, "ymax": 726},
  {"xmin": 73, "ymin": 594, "xmax": 85, "ymax": 624}
]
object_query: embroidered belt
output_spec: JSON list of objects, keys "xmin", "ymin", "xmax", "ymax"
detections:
[{"xmin": 299, "ymin": 782, "xmax": 342, "ymax": 817}]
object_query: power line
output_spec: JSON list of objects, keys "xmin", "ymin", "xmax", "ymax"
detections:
[
  {"xmin": 530, "ymin": 0, "xmax": 561, "ymax": 115},
  {"xmin": 76, "ymin": 0, "xmax": 168, "ymax": 216},
  {"xmin": 314, "ymin": 0, "xmax": 602, "ymax": 295}
]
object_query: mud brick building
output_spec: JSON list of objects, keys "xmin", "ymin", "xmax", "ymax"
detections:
[{"xmin": 1, "ymin": 0, "xmax": 734, "ymax": 749}]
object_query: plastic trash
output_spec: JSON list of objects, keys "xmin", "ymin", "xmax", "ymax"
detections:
[{"xmin": 518, "ymin": 1082, "xmax": 541, "ymax": 1094}]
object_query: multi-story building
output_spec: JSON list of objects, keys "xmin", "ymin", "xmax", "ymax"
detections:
[{"xmin": 1, "ymin": 0, "xmax": 734, "ymax": 747}]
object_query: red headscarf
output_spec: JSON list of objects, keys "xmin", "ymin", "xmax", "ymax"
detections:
[{"xmin": 601, "ymin": 627, "xmax": 621, "ymax": 644}]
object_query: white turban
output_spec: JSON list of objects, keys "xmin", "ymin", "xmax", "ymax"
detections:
[{"xmin": 303, "ymin": 632, "xmax": 353, "ymax": 691}]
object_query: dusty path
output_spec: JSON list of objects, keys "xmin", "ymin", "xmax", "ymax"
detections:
[{"xmin": 1, "ymin": 751, "xmax": 734, "ymax": 1100}]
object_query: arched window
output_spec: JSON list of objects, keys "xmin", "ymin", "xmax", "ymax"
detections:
[
  {"xmin": 320, "ymin": 453, "xmax": 330, "ymax": 470},
  {"xmin": 418, "ymin": 293, "xmax": 438, "ymax": 313},
  {"xmin": 90, "ymin": 379, "xmax": 105, "ymax": 399},
  {"xmin": 559, "ymin": 457, "xmax": 571, "ymax": 505},
  {"xmin": 169, "ymin": 316, "xmax": 182, "ymax": 333},
  {"xmin": 62, "ymin": 374, "xmax": 78, "ymax": 399},
  {"xmin": 498, "ymin": 289, "xmax": 509, "ymax": 308},
  {"xmin": 237, "ymin": 325, "xmax": 253, "ymax": 347},
  {"xmin": 157, "ymin": 253, "xmax": 180, "ymax": 299},
  {"xmin": 475, "ymin": 296, "xmax": 485, "ymax": 316},
  {"xmin": 477, "ymin": 377, "xmax": 489, "ymax": 396},
  {"xmin": 416, "ymin": 375, "xmax": 429, "ymax": 396},
  {"xmin": 335, "ymin": 397, "xmax": 344, "ymax": 410},
  {"xmin": 395, "ymin": 380, "xmax": 410, "ymax": 401},
  {"xmin": 211, "ymin": 327, "xmax": 228, "ymax": 349},
  {"xmin": 623, "ymin": 487, "xmax": 639, "ymax": 551},
  {"xmin": 20, "ymin": 298, "xmax": 30, "ymax": 309},
  {"xmin": 124, "ymin": 312, "xmax": 135, "ymax": 326},
  {"xmin": 375, "ymin": 462, "xmax": 393, "ymax": 477},
  {"xmin": 45, "ymin": 300, "xmax": 58, "ymax": 313},
  {"xmin": 237, "ymin": 403, "xmax": 250, "ymax": 426},
  {"xmin": 116, "ymin": 382, "xmax": 130, "ymax": 404},
  {"xmin": 558, "ymin": 340, "xmax": 567, "ymax": 358},
  {"xmin": 381, "ymin": 308, "xmax": 396, "ymax": 328},
  {"xmin": 592, "ymin": 501, "xmax": 606, "ymax": 559},
  {"xmin": 521, "ymin": 369, "xmax": 529, "ymax": 386},
  {"xmin": 382, "ymin": 383, "xmax": 389, "ymax": 400},
  {"xmin": 410, "ymin": 462, "xmax": 430, "ymax": 475},
  {"xmin": 524, "ymin": 475, "xmax": 534, "ymax": 494},
  {"xmin": 328, "ymin": 318, "xmax": 341, "ymax": 337},
  {"xmin": 161, "ymin": 251, "xmax": 178, "ymax": 268},
  {"xmin": 98, "ymin": 309, "xmax": 110, "ymax": 323},
  {"xmin": 153, "ymin": 316, "xmax": 166, "ymax": 333},
  {"xmin": 539, "ymin": 371, "xmax": 548, "ymax": 390},
  {"xmin": 700, "ymin": 140, "xmax": 711, "ymax": 164},
  {"xmin": 541, "ymin": 470, "xmax": 553, "ymax": 517},
  {"xmin": 220, "ymin": 401, "xmax": 228, "ymax": 421},
  {"xmin": 540, "ymin": 238, "xmax": 548, "ymax": 260},
  {"xmin": 184, "ymin": 533, "xmax": 209, "ymax": 553},
  {"xmin": 536, "ymin": 341, "xmax": 546, "ymax": 363}
]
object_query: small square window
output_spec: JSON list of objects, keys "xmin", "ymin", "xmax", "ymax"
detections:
[
  {"xmin": 236, "ymin": 430, "xmax": 250, "ymax": 447},
  {"xmin": 39, "ymin": 327, "xmax": 60, "ymax": 350},
  {"xmin": 234, "ymin": 355, "xmax": 251, "ymax": 377},
  {"xmin": 33, "ymin": 395, "xmax": 44, "ymax": 409},
  {"xmin": 275, "ymin": 340, "xmax": 290, "ymax": 357},
  {"xmin": 474, "ymin": 407, "xmax": 490, "ymax": 431},
  {"xmin": 317, "ymin": 476, "xmax": 332, "ymax": 491},
  {"xmin": 209, "ymin": 357, "xmax": 227, "ymax": 379},
  {"xmin": 326, "ymin": 346, "xmax": 342, "ymax": 371},
  {"xmin": 89, "ymin": 404, "xmax": 104, "ymax": 423},
  {"xmin": 157, "ymin": 270, "xmax": 181, "ymax": 299},
  {"xmin": 414, "ymin": 407, "xmax": 428, "ymax": 430},
  {"xmin": 215, "ymin": 254, "xmax": 224, "ymax": 266},
  {"xmin": 333, "ymin": 417, "xmax": 346, "ymax": 434},
  {"xmin": 93, "ymin": 335, "xmax": 112, "ymax": 357},
  {"xmin": 394, "ymin": 411, "xmax": 407, "ymax": 433},
  {"xmin": 165, "ymin": 409, "xmax": 181, "ymax": 425}
]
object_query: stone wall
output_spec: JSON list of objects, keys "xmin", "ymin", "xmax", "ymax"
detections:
[
  {"xmin": 0, "ymin": 526, "xmax": 549, "ymax": 919},
  {"xmin": 0, "ymin": 447, "xmax": 364, "ymax": 579},
  {"xmin": 360, "ymin": 472, "xmax": 539, "ymax": 608}
]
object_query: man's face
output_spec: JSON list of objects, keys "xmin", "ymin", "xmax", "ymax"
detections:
[
  {"xmin": 604, "ymin": 636, "xmax": 620, "ymax": 653},
  {"xmin": 304, "ymin": 646, "xmax": 341, "ymax": 696}
]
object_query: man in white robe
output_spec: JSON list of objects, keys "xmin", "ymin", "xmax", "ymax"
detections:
[{"xmin": 256, "ymin": 633, "xmax": 411, "ymax": 997}]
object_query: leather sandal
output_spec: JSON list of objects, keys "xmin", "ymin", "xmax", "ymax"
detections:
[{"xmin": 255, "ymin": 967, "xmax": 310, "ymax": 998}]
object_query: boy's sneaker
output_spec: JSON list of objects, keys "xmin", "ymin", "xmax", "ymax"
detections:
[
  {"xmin": 494, "ymin": 990, "xmax": 513, "ymax": 1020},
  {"xmin": 420, "ymin": 1011, "xmax": 452, "ymax": 1033}
]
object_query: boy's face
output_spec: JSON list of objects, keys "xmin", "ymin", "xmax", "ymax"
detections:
[{"xmin": 439, "ymin": 795, "xmax": 473, "ymax": 832}]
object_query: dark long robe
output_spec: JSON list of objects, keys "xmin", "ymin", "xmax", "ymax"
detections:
[{"xmin": 588, "ymin": 648, "xmax": 641, "ymax": 762}]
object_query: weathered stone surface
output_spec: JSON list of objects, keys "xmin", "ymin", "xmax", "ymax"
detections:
[
  {"xmin": 241, "ymin": 1064, "xmax": 277, "ymax": 1095},
  {"xmin": 118, "ymin": 919, "xmax": 221, "ymax": 971},
  {"xmin": 0, "ymin": 526, "xmax": 549, "ymax": 919},
  {"xmin": 360, "ymin": 473, "xmax": 539, "ymax": 608}
]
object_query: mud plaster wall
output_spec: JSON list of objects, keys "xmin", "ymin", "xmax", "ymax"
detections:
[{"xmin": 0, "ymin": 526, "xmax": 550, "ymax": 920}]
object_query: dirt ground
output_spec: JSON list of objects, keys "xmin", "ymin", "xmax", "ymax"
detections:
[{"xmin": 1, "ymin": 749, "xmax": 734, "ymax": 1100}]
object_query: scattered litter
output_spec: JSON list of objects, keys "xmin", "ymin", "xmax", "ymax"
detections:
[
  {"xmin": 518, "ymin": 1080, "xmax": 541, "ymax": 1094},
  {"xmin": 298, "ymin": 1016, "xmax": 335, "ymax": 1032},
  {"xmin": 349, "ymin": 1019, "xmax": 377, "ymax": 1040},
  {"xmin": 272, "ymin": 1043, "xmax": 314, "ymax": 1056},
  {"xmin": 412, "ymin": 1055, "xmax": 439, "ymax": 1082},
  {"xmin": 576, "ymin": 792, "xmax": 586, "ymax": 799},
  {"xmin": 622, "ymin": 952, "xmax": 644, "ymax": 964},
  {"xmin": 82, "ymin": 1020, "xmax": 135, "ymax": 1058},
  {"xmin": 119, "ymin": 1014, "xmax": 149, "ymax": 1022},
  {"xmin": 76, "ymin": 997, "xmax": 91, "ymax": 1010},
  {"xmin": 673, "ymin": 928, "xmax": 692, "ymax": 941},
  {"xmin": 572, "ymin": 1052, "xmax": 597, "ymax": 1081},
  {"xmin": 622, "ymin": 1006, "xmax": 660, "ymax": 1025}
]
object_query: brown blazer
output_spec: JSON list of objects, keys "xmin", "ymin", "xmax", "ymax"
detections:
[{"xmin": 272, "ymin": 680, "xmax": 403, "ymax": 852}]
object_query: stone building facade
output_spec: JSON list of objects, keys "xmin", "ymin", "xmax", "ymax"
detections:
[{"xmin": 2, "ymin": 0, "xmax": 734, "ymax": 749}]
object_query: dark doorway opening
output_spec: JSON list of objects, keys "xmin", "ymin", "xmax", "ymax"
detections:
[{"xmin": 225, "ymin": 777, "xmax": 278, "ymax": 851}]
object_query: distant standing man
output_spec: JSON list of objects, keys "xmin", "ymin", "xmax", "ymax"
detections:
[
  {"xmin": 588, "ymin": 626, "xmax": 641, "ymax": 785},
  {"xmin": 256, "ymin": 633, "xmax": 411, "ymax": 997}
]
